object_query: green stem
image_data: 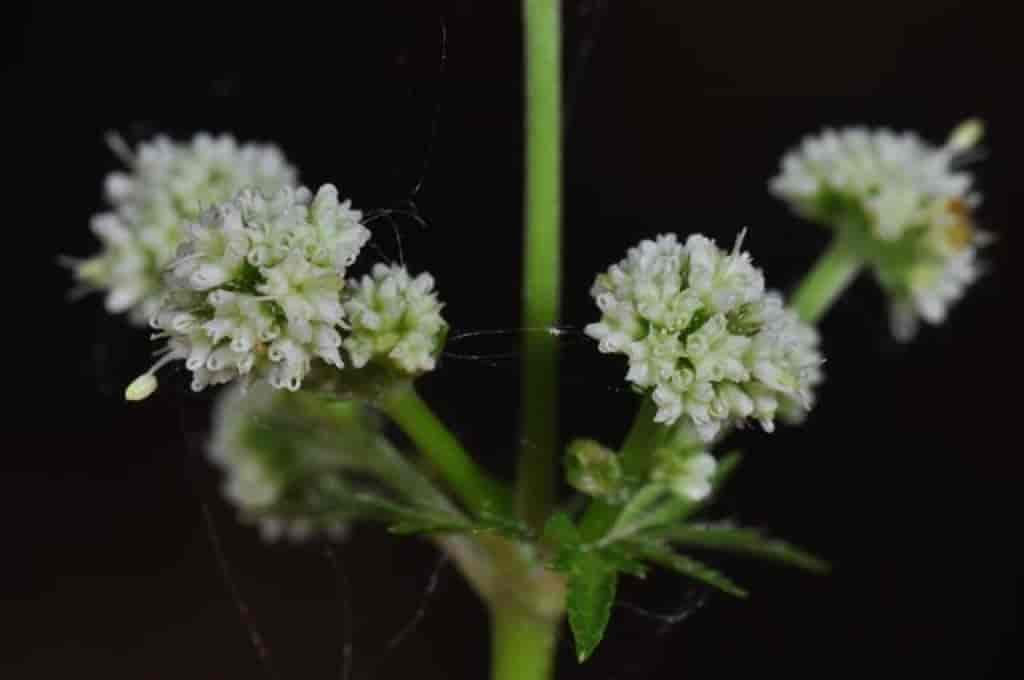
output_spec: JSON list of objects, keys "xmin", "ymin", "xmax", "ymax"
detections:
[
  {"xmin": 517, "ymin": 0, "xmax": 563, "ymax": 530},
  {"xmin": 490, "ymin": 605, "xmax": 560, "ymax": 680},
  {"xmin": 791, "ymin": 236, "xmax": 863, "ymax": 324},
  {"xmin": 579, "ymin": 396, "xmax": 666, "ymax": 541},
  {"xmin": 618, "ymin": 396, "xmax": 668, "ymax": 476},
  {"xmin": 381, "ymin": 385, "xmax": 510, "ymax": 517}
]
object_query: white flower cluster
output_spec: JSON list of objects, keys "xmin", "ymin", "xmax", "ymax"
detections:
[
  {"xmin": 651, "ymin": 449, "xmax": 717, "ymax": 502},
  {"xmin": 209, "ymin": 382, "xmax": 351, "ymax": 542},
  {"xmin": 150, "ymin": 184, "xmax": 370, "ymax": 392},
  {"xmin": 75, "ymin": 134, "xmax": 297, "ymax": 324},
  {"xmin": 770, "ymin": 121, "xmax": 986, "ymax": 338},
  {"xmin": 343, "ymin": 264, "xmax": 448, "ymax": 375},
  {"xmin": 585, "ymin": 233, "xmax": 822, "ymax": 440}
]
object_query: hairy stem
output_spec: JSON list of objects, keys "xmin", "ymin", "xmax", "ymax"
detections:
[
  {"xmin": 516, "ymin": 0, "xmax": 563, "ymax": 531},
  {"xmin": 381, "ymin": 385, "xmax": 510, "ymax": 517},
  {"xmin": 791, "ymin": 236, "xmax": 863, "ymax": 324}
]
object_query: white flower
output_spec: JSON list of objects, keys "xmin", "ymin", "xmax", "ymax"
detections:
[
  {"xmin": 585, "ymin": 232, "xmax": 822, "ymax": 440},
  {"xmin": 74, "ymin": 133, "xmax": 297, "ymax": 324},
  {"xmin": 652, "ymin": 449, "xmax": 717, "ymax": 502},
  {"xmin": 770, "ymin": 121, "xmax": 987, "ymax": 337},
  {"xmin": 891, "ymin": 247, "xmax": 982, "ymax": 341},
  {"xmin": 148, "ymin": 184, "xmax": 370, "ymax": 393},
  {"xmin": 342, "ymin": 263, "xmax": 448, "ymax": 376}
]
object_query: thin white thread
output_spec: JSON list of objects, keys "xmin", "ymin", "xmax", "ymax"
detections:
[
  {"xmin": 323, "ymin": 544, "xmax": 355, "ymax": 680},
  {"xmin": 201, "ymin": 502, "xmax": 279, "ymax": 680}
]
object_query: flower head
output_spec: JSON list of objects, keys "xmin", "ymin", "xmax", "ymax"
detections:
[
  {"xmin": 74, "ymin": 133, "xmax": 297, "ymax": 324},
  {"xmin": 209, "ymin": 382, "xmax": 375, "ymax": 542},
  {"xmin": 585, "ymin": 233, "xmax": 822, "ymax": 440},
  {"xmin": 148, "ymin": 184, "xmax": 370, "ymax": 393},
  {"xmin": 342, "ymin": 263, "xmax": 448, "ymax": 376},
  {"xmin": 770, "ymin": 121, "xmax": 987, "ymax": 338}
]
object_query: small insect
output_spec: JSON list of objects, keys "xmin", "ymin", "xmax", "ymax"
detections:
[{"xmin": 943, "ymin": 197, "xmax": 976, "ymax": 251}]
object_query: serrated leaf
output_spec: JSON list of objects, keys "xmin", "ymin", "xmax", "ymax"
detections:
[
  {"xmin": 658, "ymin": 525, "xmax": 830, "ymax": 573},
  {"xmin": 567, "ymin": 553, "xmax": 618, "ymax": 663},
  {"xmin": 637, "ymin": 543, "xmax": 748, "ymax": 598}
]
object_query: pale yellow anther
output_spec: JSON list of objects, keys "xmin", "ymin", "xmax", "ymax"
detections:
[
  {"xmin": 948, "ymin": 118, "xmax": 984, "ymax": 152},
  {"xmin": 125, "ymin": 374, "xmax": 158, "ymax": 401}
]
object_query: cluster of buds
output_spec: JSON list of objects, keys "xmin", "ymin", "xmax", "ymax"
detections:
[
  {"xmin": 770, "ymin": 120, "xmax": 987, "ymax": 338},
  {"xmin": 73, "ymin": 134, "xmax": 297, "ymax": 324},
  {"xmin": 585, "ymin": 233, "xmax": 822, "ymax": 440},
  {"xmin": 566, "ymin": 432, "xmax": 717, "ymax": 505},
  {"xmin": 565, "ymin": 439, "xmax": 628, "ymax": 503}
]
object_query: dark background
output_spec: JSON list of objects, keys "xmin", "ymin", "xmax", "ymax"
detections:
[{"xmin": 6, "ymin": 1, "xmax": 1020, "ymax": 678}]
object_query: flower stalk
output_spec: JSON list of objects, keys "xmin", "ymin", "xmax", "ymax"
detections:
[
  {"xmin": 380, "ymin": 385, "xmax": 511, "ymax": 517},
  {"xmin": 791, "ymin": 236, "xmax": 863, "ymax": 324}
]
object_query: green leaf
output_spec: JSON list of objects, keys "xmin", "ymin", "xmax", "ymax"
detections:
[
  {"xmin": 567, "ymin": 552, "xmax": 618, "ymax": 663},
  {"xmin": 637, "ymin": 543, "xmax": 748, "ymax": 598},
  {"xmin": 542, "ymin": 511, "xmax": 583, "ymax": 571},
  {"xmin": 387, "ymin": 519, "xmax": 476, "ymax": 535},
  {"xmin": 542, "ymin": 511, "xmax": 581, "ymax": 546},
  {"xmin": 542, "ymin": 512, "xmax": 627, "ymax": 661},
  {"xmin": 658, "ymin": 525, "xmax": 830, "ymax": 573}
]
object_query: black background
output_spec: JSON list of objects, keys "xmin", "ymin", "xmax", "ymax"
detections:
[{"xmin": 6, "ymin": 2, "xmax": 1020, "ymax": 678}]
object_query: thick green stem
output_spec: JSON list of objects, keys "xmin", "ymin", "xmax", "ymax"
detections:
[
  {"xmin": 381, "ymin": 386, "xmax": 510, "ymax": 517},
  {"xmin": 580, "ymin": 396, "xmax": 666, "ymax": 541},
  {"xmin": 791, "ymin": 236, "xmax": 863, "ymax": 324},
  {"xmin": 517, "ymin": 0, "xmax": 563, "ymax": 530},
  {"xmin": 490, "ymin": 605, "xmax": 560, "ymax": 680}
]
